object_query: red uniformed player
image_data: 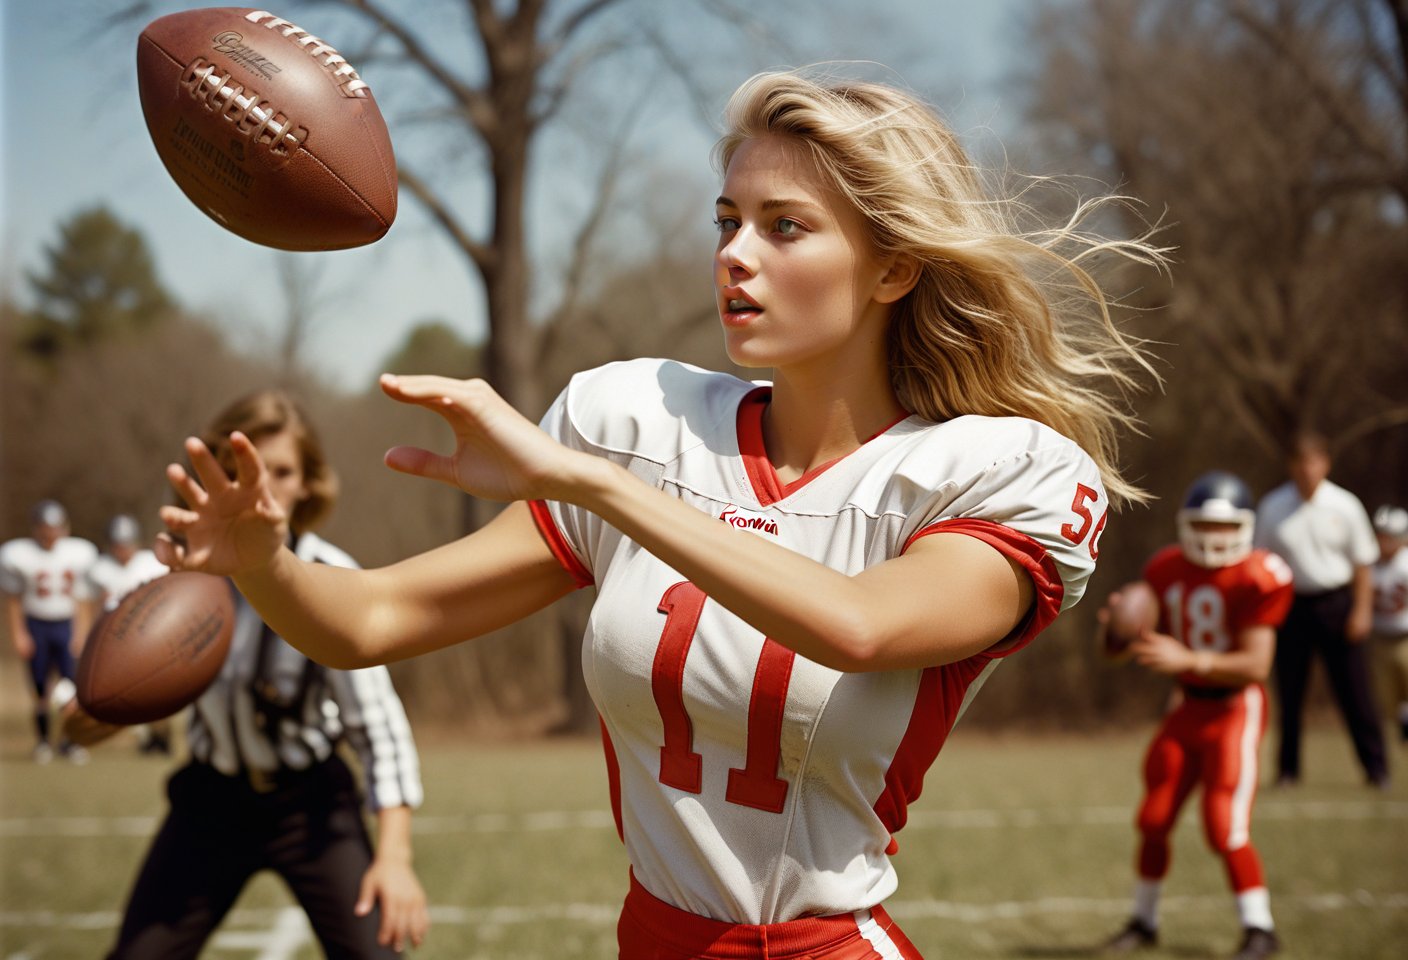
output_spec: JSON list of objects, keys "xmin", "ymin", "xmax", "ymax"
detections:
[
  {"xmin": 1098, "ymin": 471, "xmax": 1294, "ymax": 960},
  {"xmin": 154, "ymin": 69, "xmax": 1166, "ymax": 959}
]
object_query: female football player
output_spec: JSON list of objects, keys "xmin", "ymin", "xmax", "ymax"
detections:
[{"xmin": 156, "ymin": 69, "xmax": 1163, "ymax": 958}]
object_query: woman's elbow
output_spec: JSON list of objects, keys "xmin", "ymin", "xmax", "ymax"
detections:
[{"xmin": 812, "ymin": 612, "xmax": 885, "ymax": 672}]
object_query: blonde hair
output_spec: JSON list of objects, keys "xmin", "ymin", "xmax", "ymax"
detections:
[
  {"xmin": 199, "ymin": 389, "xmax": 337, "ymax": 533},
  {"xmin": 715, "ymin": 70, "xmax": 1165, "ymax": 506}
]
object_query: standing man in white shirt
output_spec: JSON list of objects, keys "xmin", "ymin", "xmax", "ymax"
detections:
[
  {"xmin": 1254, "ymin": 431, "xmax": 1386, "ymax": 789},
  {"xmin": 0, "ymin": 500, "xmax": 98, "ymax": 763}
]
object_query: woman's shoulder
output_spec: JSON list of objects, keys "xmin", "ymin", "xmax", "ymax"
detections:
[
  {"xmin": 556, "ymin": 358, "xmax": 757, "ymax": 460},
  {"xmin": 895, "ymin": 413, "xmax": 1095, "ymax": 475}
]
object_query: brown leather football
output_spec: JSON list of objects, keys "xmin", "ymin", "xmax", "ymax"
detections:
[
  {"xmin": 1105, "ymin": 580, "xmax": 1161, "ymax": 656},
  {"xmin": 137, "ymin": 7, "xmax": 396, "ymax": 250},
  {"xmin": 77, "ymin": 573, "xmax": 235, "ymax": 724}
]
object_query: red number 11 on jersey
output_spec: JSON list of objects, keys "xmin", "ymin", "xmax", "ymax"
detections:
[{"xmin": 651, "ymin": 581, "xmax": 795, "ymax": 813}]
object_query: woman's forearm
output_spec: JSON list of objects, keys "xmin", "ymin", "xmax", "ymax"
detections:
[
  {"xmin": 570, "ymin": 459, "xmax": 1028, "ymax": 672},
  {"xmin": 234, "ymin": 503, "xmax": 576, "ymax": 669}
]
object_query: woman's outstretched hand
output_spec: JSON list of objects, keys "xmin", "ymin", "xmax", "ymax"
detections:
[
  {"xmin": 154, "ymin": 433, "xmax": 289, "ymax": 576},
  {"xmin": 379, "ymin": 375, "xmax": 593, "ymax": 503}
]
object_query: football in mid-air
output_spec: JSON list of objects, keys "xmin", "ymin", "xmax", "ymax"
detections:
[
  {"xmin": 1104, "ymin": 580, "xmax": 1160, "ymax": 658},
  {"xmin": 136, "ymin": 7, "xmax": 396, "ymax": 250},
  {"xmin": 77, "ymin": 573, "xmax": 235, "ymax": 724}
]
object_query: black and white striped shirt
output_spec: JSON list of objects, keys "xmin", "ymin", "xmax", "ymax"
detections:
[{"xmin": 187, "ymin": 533, "xmax": 423, "ymax": 811}]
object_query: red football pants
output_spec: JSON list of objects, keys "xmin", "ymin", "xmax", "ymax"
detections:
[
  {"xmin": 1135, "ymin": 684, "xmax": 1268, "ymax": 893},
  {"xmin": 617, "ymin": 872, "xmax": 925, "ymax": 959}
]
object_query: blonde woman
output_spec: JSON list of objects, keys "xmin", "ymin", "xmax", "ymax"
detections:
[{"xmin": 158, "ymin": 70, "xmax": 1162, "ymax": 959}]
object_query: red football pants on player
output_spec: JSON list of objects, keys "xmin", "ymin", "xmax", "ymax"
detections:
[
  {"xmin": 1135, "ymin": 684, "xmax": 1268, "ymax": 893},
  {"xmin": 618, "ymin": 872, "xmax": 925, "ymax": 959}
]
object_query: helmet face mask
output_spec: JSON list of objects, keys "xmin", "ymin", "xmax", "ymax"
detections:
[
  {"xmin": 1178, "ymin": 471, "xmax": 1256, "ymax": 569},
  {"xmin": 1178, "ymin": 514, "xmax": 1254, "ymax": 568}
]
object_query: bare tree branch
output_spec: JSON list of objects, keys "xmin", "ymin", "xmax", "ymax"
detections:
[
  {"xmin": 1228, "ymin": 0, "xmax": 1401, "ymax": 185},
  {"xmin": 397, "ymin": 164, "xmax": 494, "ymax": 274},
  {"xmin": 1337, "ymin": 405, "xmax": 1408, "ymax": 450},
  {"xmin": 334, "ymin": 0, "xmax": 497, "ymax": 136},
  {"xmin": 551, "ymin": 0, "xmax": 628, "ymax": 46},
  {"xmin": 534, "ymin": 82, "xmax": 652, "ymax": 364}
]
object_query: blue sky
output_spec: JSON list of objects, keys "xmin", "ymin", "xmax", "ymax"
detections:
[{"xmin": 1, "ymin": 1, "xmax": 1031, "ymax": 389}]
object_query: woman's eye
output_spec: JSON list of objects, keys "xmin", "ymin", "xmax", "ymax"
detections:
[
  {"xmin": 713, "ymin": 216, "xmax": 739, "ymax": 232},
  {"xmin": 775, "ymin": 218, "xmax": 801, "ymax": 237}
]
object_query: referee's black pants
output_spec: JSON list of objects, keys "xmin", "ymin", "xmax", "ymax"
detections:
[
  {"xmin": 106, "ymin": 755, "xmax": 399, "ymax": 959},
  {"xmin": 1274, "ymin": 587, "xmax": 1389, "ymax": 785}
]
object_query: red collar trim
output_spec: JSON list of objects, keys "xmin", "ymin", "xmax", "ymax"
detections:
[{"xmin": 735, "ymin": 387, "xmax": 909, "ymax": 507}]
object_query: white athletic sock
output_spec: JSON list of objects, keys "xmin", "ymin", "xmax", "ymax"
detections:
[
  {"xmin": 1133, "ymin": 879, "xmax": 1162, "ymax": 929},
  {"xmin": 1236, "ymin": 887, "xmax": 1274, "ymax": 931}
]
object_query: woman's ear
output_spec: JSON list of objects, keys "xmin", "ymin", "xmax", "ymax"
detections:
[{"xmin": 874, "ymin": 254, "xmax": 922, "ymax": 304}]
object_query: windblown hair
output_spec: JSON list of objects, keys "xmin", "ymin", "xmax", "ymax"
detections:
[
  {"xmin": 715, "ymin": 69, "xmax": 1166, "ymax": 506},
  {"xmin": 199, "ymin": 389, "xmax": 337, "ymax": 533}
]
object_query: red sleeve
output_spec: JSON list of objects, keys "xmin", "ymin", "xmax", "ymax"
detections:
[
  {"xmin": 528, "ymin": 500, "xmax": 594, "ymax": 589},
  {"xmin": 903, "ymin": 518, "xmax": 1064, "ymax": 658},
  {"xmin": 1236, "ymin": 553, "xmax": 1294, "ymax": 629}
]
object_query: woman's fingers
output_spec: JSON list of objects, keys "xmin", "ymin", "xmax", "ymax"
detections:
[
  {"xmin": 165, "ymin": 463, "xmax": 208, "ymax": 509},
  {"xmin": 381, "ymin": 374, "xmax": 497, "ymax": 424},
  {"xmin": 230, "ymin": 431, "xmax": 267, "ymax": 489},
  {"xmin": 185, "ymin": 438, "xmax": 232, "ymax": 496},
  {"xmin": 384, "ymin": 445, "xmax": 458, "ymax": 486},
  {"xmin": 379, "ymin": 372, "xmax": 465, "ymax": 402},
  {"xmin": 159, "ymin": 504, "xmax": 200, "ymax": 530},
  {"xmin": 153, "ymin": 532, "xmax": 186, "ymax": 569}
]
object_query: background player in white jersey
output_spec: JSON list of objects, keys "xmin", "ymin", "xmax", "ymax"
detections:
[
  {"xmin": 83, "ymin": 513, "xmax": 172, "ymax": 754},
  {"xmin": 1096, "ymin": 473, "xmax": 1294, "ymax": 960},
  {"xmin": 152, "ymin": 69, "xmax": 1165, "ymax": 958},
  {"xmin": 1370, "ymin": 505, "xmax": 1408, "ymax": 743},
  {"xmin": 0, "ymin": 499, "xmax": 98, "ymax": 763},
  {"xmin": 87, "ymin": 514, "xmax": 169, "ymax": 611}
]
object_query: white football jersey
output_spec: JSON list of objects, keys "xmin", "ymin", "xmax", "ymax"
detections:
[
  {"xmin": 531, "ymin": 359, "xmax": 1108, "ymax": 923},
  {"xmin": 1373, "ymin": 548, "xmax": 1408, "ymax": 636},
  {"xmin": 0, "ymin": 536, "xmax": 98, "ymax": 621},
  {"xmin": 86, "ymin": 550, "xmax": 169, "ymax": 611}
]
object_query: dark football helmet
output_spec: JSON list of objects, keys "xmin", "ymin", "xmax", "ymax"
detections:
[{"xmin": 1178, "ymin": 471, "xmax": 1256, "ymax": 568}]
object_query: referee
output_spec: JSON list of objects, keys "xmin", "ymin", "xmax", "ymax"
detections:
[
  {"xmin": 105, "ymin": 390, "xmax": 428, "ymax": 959},
  {"xmin": 1255, "ymin": 431, "xmax": 1387, "ymax": 789}
]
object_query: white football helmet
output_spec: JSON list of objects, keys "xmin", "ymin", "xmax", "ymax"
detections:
[
  {"xmin": 1177, "ymin": 471, "xmax": 1256, "ymax": 568},
  {"xmin": 1374, "ymin": 505, "xmax": 1408, "ymax": 540}
]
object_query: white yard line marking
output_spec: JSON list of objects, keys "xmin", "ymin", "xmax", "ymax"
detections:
[
  {"xmin": 209, "ymin": 906, "xmax": 312, "ymax": 959},
  {"xmin": 2, "ymin": 890, "xmax": 1404, "ymax": 935},
  {"xmin": 4, "ymin": 801, "xmax": 1401, "ymax": 837}
]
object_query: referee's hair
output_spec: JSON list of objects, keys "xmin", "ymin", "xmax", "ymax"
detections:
[{"xmin": 198, "ymin": 390, "xmax": 338, "ymax": 533}]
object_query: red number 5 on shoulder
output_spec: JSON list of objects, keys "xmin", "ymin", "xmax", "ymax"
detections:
[{"xmin": 1060, "ymin": 483, "xmax": 1107, "ymax": 560}]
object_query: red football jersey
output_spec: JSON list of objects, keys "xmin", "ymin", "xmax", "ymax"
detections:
[{"xmin": 1143, "ymin": 546, "xmax": 1294, "ymax": 688}]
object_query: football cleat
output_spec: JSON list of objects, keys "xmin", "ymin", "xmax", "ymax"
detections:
[
  {"xmin": 1233, "ymin": 926, "xmax": 1280, "ymax": 960},
  {"xmin": 1100, "ymin": 917, "xmax": 1158, "ymax": 953}
]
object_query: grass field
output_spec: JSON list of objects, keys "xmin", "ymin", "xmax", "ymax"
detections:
[{"xmin": 1, "ymin": 683, "xmax": 1404, "ymax": 959}]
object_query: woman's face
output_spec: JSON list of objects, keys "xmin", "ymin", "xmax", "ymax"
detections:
[
  {"xmin": 251, "ymin": 429, "xmax": 309, "ymax": 519},
  {"xmin": 713, "ymin": 135, "xmax": 895, "ymax": 371}
]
